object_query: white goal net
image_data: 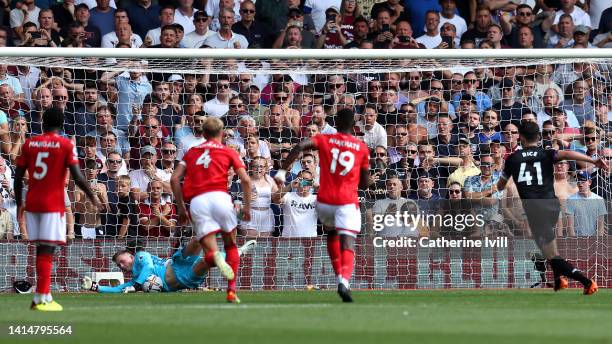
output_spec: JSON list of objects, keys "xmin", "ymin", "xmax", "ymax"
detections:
[{"xmin": 0, "ymin": 48, "xmax": 610, "ymax": 291}]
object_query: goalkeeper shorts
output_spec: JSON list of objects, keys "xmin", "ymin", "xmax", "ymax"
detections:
[{"xmin": 171, "ymin": 250, "xmax": 206, "ymax": 290}]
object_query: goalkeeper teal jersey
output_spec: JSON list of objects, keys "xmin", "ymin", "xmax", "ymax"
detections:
[{"xmin": 98, "ymin": 251, "xmax": 169, "ymax": 293}]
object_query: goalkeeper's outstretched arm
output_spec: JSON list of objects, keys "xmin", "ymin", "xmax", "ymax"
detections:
[
  {"xmin": 98, "ymin": 281, "xmax": 136, "ymax": 293},
  {"xmin": 81, "ymin": 276, "xmax": 137, "ymax": 293},
  {"xmin": 132, "ymin": 252, "xmax": 156, "ymax": 285}
]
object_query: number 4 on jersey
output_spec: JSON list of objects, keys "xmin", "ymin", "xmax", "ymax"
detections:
[{"xmin": 196, "ymin": 149, "xmax": 212, "ymax": 168}]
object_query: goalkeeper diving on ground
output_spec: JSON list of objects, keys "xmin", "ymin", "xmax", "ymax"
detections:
[{"xmin": 81, "ymin": 238, "xmax": 257, "ymax": 293}]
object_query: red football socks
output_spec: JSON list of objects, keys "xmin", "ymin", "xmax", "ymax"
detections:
[
  {"xmin": 35, "ymin": 253, "xmax": 53, "ymax": 295},
  {"xmin": 204, "ymin": 250, "xmax": 216, "ymax": 267},
  {"xmin": 341, "ymin": 248, "xmax": 355, "ymax": 282},
  {"xmin": 327, "ymin": 235, "xmax": 341, "ymax": 276},
  {"xmin": 225, "ymin": 244, "xmax": 239, "ymax": 292}
]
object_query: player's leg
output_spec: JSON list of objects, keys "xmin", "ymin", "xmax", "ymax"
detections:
[
  {"xmin": 317, "ymin": 204, "xmax": 342, "ymax": 280},
  {"xmin": 526, "ymin": 202, "xmax": 571, "ymax": 290},
  {"xmin": 166, "ymin": 245, "xmax": 218, "ymax": 291},
  {"xmin": 334, "ymin": 204, "xmax": 361, "ymax": 303},
  {"xmin": 190, "ymin": 239, "xmax": 257, "ymax": 278},
  {"xmin": 190, "ymin": 193, "xmax": 233, "ymax": 279},
  {"xmin": 189, "ymin": 236, "xmax": 233, "ymax": 280},
  {"xmin": 199, "ymin": 233, "xmax": 233, "ymax": 278},
  {"xmin": 210, "ymin": 191, "xmax": 242, "ymax": 302},
  {"xmin": 181, "ymin": 235, "xmax": 255, "ymax": 276},
  {"xmin": 536, "ymin": 239, "xmax": 568, "ymax": 290},
  {"xmin": 527, "ymin": 200, "xmax": 596, "ymax": 294},
  {"xmin": 339, "ymin": 234, "xmax": 356, "ymax": 285},
  {"xmin": 169, "ymin": 237, "xmax": 256, "ymax": 292},
  {"xmin": 540, "ymin": 240, "xmax": 597, "ymax": 294},
  {"xmin": 220, "ymin": 229, "xmax": 240, "ymax": 302},
  {"xmin": 324, "ymin": 226, "xmax": 342, "ymax": 279},
  {"xmin": 181, "ymin": 237, "xmax": 203, "ymax": 257},
  {"xmin": 27, "ymin": 212, "xmax": 64, "ymax": 311},
  {"xmin": 238, "ymin": 239, "xmax": 257, "ymax": 256},
  {"xmin": 33, "ymin": 245, "xmax": 56, "ymax": 305}
]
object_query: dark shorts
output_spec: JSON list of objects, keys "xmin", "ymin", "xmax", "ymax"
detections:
[{"xmin": 522, "ymin": 198, "xmax": 560, "ymax": 247}]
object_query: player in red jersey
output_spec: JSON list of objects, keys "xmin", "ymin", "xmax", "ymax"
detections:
[
  {"xmin": 275, "ymin": 108, "xmax": 371, "ymax": 302},
  {"xmin": 14, "ymin": 108, "xmax": 101, "ymax": 311},
  {"xmin": 171, "ymin": 117, "xmax": 252, "ymax": 303}
]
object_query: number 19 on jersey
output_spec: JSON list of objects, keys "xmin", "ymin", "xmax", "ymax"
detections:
[{"xmin": 330, "ymin": 148, "xmax": 355, "ymax": 176}]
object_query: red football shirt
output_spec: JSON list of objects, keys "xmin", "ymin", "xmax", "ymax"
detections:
[
  {"xmin": 311, "ymin": 133, "xmax": 369, "ymax": 205},
  {"xmin": 16, "ymin": 133, "xmax": 78, "ymax": 213},
  {"xmin": 181, "ymin": 140, "xmax": 245, "ymax": 202}
]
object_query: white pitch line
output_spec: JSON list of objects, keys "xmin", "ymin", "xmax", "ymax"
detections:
[
  {"xmin": 66, "ymin": 303, "xmax": 335, "ymax": 310},
  {"xmin": 65, "ymin": 303, "xmax": 446, "ymax": 311}
]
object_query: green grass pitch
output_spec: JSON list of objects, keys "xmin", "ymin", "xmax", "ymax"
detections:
[{"xmin": 0, "ymin": 289, "xmax": 610, "ymax": 344}]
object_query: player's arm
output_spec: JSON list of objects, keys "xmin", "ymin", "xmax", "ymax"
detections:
[
  {"xmin": 501, "ymin": 190, "xmax": 521, "ymax": 226},
  {"xmin": 496, "ymin": 174, "xmax": 509, "ymax": 192},
  {"xmin": 65, "ymin": 205, "xmax": 75, "ymax": 241},
  {"xmin": 69, "ymin": 164, "xmax": 102, "ymax": 209},
  {"xmin": 170, "ymin": 162, "xmax": 188, "ymax": 225},
  {"xmin": 235, "ymin": 167, "xmax": 252, "ymax": 222},
  {"xmin": 275, "ymin": 139, "xmax": 317, "ymax": 183},
  {"xmin": 497, "ymin": 156, "xmax": 513, "ymax": 192},
  {"xmin": 555, "ymin": 150, "xmax": 609, "ymax": 170},
  {"xmin": 133, "ymin": 252, "xmax": 156, "ymax": 285},
  {"xmin": 98, "ymin": 280, "xmax": 136, "ymax": 293},
  {"xmin": 82, "ymin": 277, "xmax": 136, "ymax": 293},
  {"xmin": 359, "ymin": 166, "xmax": 373, "ymax": 190},
  {"xmin": 359, "ymin": 143, "xmax": 373, "ymax": 190},
  {"xmin": 88, "ymin": 280, "xmax": 136, "ymax": 294}
]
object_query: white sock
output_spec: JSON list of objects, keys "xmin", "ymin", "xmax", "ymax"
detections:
[
  {"xmin": 44, "ymin": 293, "xmax": 53, "ymax": 303},
  {"xmin": 337, "ymin": 275, "xmax": 343, "ymax": 284},
  {"xmin": 341, "ymin": 278, "xmax": 350, "ymax": 289},
  {"xmin": 33, "ymin": 293, "xmax": 42, "ymax": 305}
]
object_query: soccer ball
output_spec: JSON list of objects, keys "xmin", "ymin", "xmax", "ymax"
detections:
[{"xmin": 142, "ymin": 275, "xmax": 163, "ymax": 293}]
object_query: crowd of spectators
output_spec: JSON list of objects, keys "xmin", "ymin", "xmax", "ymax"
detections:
[
  {"xmin": 0, "ymin": 0, "xmax": 610, "ymax": 50},
  {"xmin": 0, "ymin": 0, "xmax": 610, "ymax": 241}
]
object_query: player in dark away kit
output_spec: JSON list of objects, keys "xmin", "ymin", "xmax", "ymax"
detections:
[{"xmin": 497, "ymin": 122, "xmax": 607, "ymax": 295}]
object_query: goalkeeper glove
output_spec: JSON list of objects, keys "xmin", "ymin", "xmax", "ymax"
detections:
[{"xmin": 81, "ymin": 276, "xmax": 99, "ymax": 292}]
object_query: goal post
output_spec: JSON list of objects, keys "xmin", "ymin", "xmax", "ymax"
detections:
[
  {"xmin": 1, "ymin": 47, "xmax": 611, "ymax": 73},
  {"xmin": 0, "ymin": 48, "xmax": 610, "ymax": 291}
]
